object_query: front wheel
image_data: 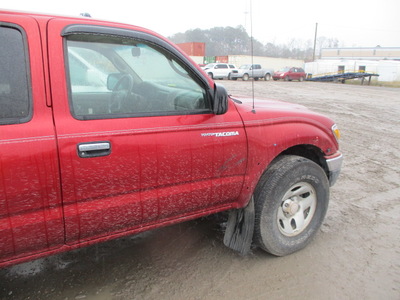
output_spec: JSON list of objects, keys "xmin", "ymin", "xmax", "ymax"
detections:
[
  {"xmin": 264, "ymin": 73, "xmax": 271, "ymax": 81},
  {"xmin": 254, "ymin": 155, "xmax": 329, "ymax": 256}
]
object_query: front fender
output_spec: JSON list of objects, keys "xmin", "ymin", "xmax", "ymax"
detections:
[{"xmin": 234, "ymin": 116, "xmax": 339, "ymax": 208}]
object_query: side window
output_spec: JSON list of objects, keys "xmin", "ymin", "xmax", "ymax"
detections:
[
  {"xmin": 68, "ymin": 47, "xmax": 115, "ymax": 92},
  {"xmin": 0, "ymin": 25, "xmax": 31, "ymax": 124},
  {"xmin": 65, "ymin": 35, "xmax": 210, "ymax": 119},
  {"xmin": 217, "ymin": 64, "xmax": 228, "ymax": 69}
]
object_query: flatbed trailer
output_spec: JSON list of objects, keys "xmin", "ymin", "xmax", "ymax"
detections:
[{"xmin": 306, "ymin": 72, "xmax": 379, "ymax": 85}]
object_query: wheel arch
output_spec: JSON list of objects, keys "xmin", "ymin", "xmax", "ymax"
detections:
[
  {"xmin": 235, "ymin": 143, "xmax": 330, "ymax": 210},
  {"xmin": 280, "ymin": 144, "xmax": 329, "ymax": 177},
  {"xmin": 226, "ymin": 145, "xmax": 330, "ymax": 256},
  {"xmin": 254, "ymin": 144, "xmax": 328, "ymax": 195}
]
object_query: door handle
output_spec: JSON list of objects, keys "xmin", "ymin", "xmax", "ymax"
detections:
[{"xmin": 77, "ymin": 141, "xmax": 111, "ymax": 158}]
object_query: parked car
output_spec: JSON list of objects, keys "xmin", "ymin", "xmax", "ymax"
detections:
[
  {"xmin": 230, "ymin": 64, "xmax": 274, "ymax": 81},
  {"xmin": 0, "ymin": 9, "xmax": 342, "ymax": 268},
  {"xmin": 273, "ymin": 67, "xmax": 306, "ymax": 81},
  {"xmin": 202, "ymin": 63, "xmax": 238, "ymax": 79}
]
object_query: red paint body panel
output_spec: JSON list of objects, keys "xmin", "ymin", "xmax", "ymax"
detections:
[
  {"xmin": 231, "ymin": 97, "xmax": 339, "ymax": 207},
  {"xmin": 0, "ymin": 13, "xmax": 64, "ymax": 263},
  {"xmin": 46, "ymin": 18, "xmax": 247, "ymax": 244},
  {"xmin": 0, "ymin": 10, "xmax": 341, "ymax": 268}
]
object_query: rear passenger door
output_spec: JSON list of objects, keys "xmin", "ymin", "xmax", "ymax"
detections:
[
  {"xmin": 47, "ymin": 20, "xmax": 247, "ymax": 244},
  {"xmin": 215, "ymin": 64, "xmax": 229, "ymax": 78},
  {"xmin": 0, "ymin": 14, "xmax": 64, "ymax": 264},
  {"xmin": 253, "ymin": 65, "xmax": 262, "ymax": 77},
  {"xmin": 291, "ymin": 68, "xmax": 300, "ymax": 80}
]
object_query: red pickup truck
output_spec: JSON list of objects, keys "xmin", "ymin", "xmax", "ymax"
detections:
[{"xmin": 0, "ymin": 10, "xmax": 343, "ymax": 268}]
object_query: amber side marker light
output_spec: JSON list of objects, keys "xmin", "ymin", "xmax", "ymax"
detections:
[{"xmin": 332, "ymin": 124, "xmax": 341, "ymax": 142}]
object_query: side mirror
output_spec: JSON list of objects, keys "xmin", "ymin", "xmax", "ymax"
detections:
[
  {"xmin": 107, "ymin": 73, "xmax": 123, "ymax": 90},
  {"xmin": 213, "ymin": 83, "xmax": 228, "ymax": 115}
]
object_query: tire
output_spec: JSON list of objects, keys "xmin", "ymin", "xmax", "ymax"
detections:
[
  {"xmin": 243, "ymin": 74, "xmax": 249, "ymax": 81},
  {"xmin": 254, "ymin": 155, "xmax": 329, "ymax": 256},
  {"xmin": 264, "ymin": 73, "xmax": 271, "ymax": 81},
  {"xmin": 284, "ymin": 76, "xmax": 290, "ymax": 81},
  {"xmin": 299, "ymin": 76, "xmax": 304, "ymax": 82},
  {"xmin": 228, "ymin": 73, "xmax": 231, "ymax": 80}
]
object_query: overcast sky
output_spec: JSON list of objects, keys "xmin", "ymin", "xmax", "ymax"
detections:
[{"xmin": 2, "ymin": 0, "xmax": 400, "ymax": 48}]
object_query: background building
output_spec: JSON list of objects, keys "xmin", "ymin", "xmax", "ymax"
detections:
[
  {"xmin": 177, "ymin": 43, "xmax": 400, "ymax": 82},
  {"xmin": 320, "ymin": 47, "xmax": 400, "ymax": 61},
  {"xmin": 177, "ymin": 43, "xmax": 305, "ymax": 72},
  {"xmin": 306, "ymin": 47, "xmax": 400, "ymax": 82}
]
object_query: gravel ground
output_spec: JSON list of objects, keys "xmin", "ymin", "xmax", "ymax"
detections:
[{"xmin": 1, "ymin": 80, "xmax": 399, "ymax": 300}]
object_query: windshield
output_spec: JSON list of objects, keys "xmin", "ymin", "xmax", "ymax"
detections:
[
  {"xmin": 203, "ymin": 63, "xmax": 215, "ymax": 69},
  {"xmin": 116, "ymin": 43, "xmax": 199, "ymax": 89},
  {"xmin": 279, "ymin": 67, "xmax": 291, "ymax": 72}
]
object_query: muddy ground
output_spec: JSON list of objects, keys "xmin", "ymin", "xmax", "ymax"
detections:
[{"xmin": 1, "ymin": 80, "xmax": 399, "ymax": 300}]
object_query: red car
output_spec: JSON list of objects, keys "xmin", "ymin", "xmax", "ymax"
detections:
[
  {"xmin": 0, "ymin": 10, "xmax": 342, "ymax": 268},
  {"xmin": 273, "ymin": 67, "xmax": 306, "ymax": 81}
]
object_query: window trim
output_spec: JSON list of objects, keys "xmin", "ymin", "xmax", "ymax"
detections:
[
  {"xmin": 62, "ymin": 24, "xmax": 213, "ymax": 120},
  {"xmin": 0, "ymin": 23, "xmax": 33, "ymax": 125}
]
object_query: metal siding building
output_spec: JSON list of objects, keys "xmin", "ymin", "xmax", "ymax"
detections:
[
  {"xmin": 321, "ymin": 47, "xmax": 400, "ymax": 61},
  {"xmin": 306, "ymin": 47, "xmax": 400, "ymax": 82}
]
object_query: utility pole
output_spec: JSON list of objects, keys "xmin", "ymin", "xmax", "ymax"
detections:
[{"xmin": 313, "ymin": 23, "xmax": 318, "ymax": 61}]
